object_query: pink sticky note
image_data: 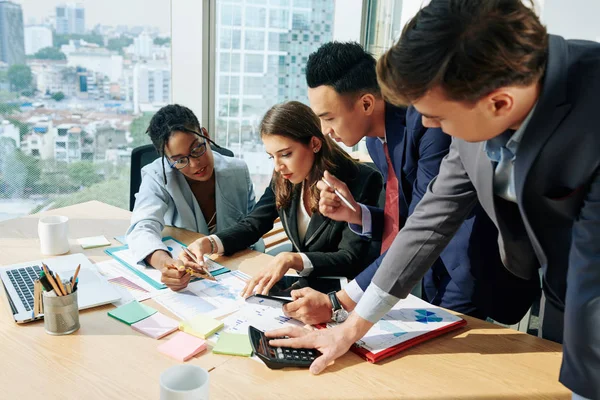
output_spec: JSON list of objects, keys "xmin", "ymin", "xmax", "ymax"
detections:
[
  {"xmin": 158, "ymin": 331, "xmax": 207, "ymax": 362},
  {"xmin": 131, "ymin": 312, "xmax": 179, "ymax": 340}
]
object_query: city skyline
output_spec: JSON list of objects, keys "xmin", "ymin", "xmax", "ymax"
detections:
[{"xmin": 12, "ymin": 0, "xmax": 170, "ymax": 34}]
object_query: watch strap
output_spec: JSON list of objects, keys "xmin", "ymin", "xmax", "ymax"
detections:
[{"xmin": 328, "ymin": 291, "xmax": 341, "ymax": 311}]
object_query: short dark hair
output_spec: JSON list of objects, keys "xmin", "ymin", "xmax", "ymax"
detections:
[
  {"xmin": 377, "ymin": 0, "xmax": 548, "ymax": 104},
  {"xmin": 306, "ymin": 41, "xmax": 380, "ymax": 97}
]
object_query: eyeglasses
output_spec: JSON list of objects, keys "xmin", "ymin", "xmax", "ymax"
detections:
[{"xmin": 166, "ymin": 130, "xmax": 218, "ymax": 170}]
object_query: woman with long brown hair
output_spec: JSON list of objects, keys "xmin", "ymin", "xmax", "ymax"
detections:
[{"xmin": 182, "ymin": 101, "xmax": 383, "ymax": 296}]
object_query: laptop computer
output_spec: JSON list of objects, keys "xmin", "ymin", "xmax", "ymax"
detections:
[{"xmin": 1, "ymin": 253, "xmax": 121, "ymax": 324}]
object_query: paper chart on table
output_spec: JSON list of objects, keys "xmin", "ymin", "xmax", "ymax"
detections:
[
  {"xmin": 153, "ymin": 271, "xmax": 249, "ymax": 320},
  {"xmin": 95, "ymin": 259, "xmax": 159, "ymax": 306},
  {"xmin": 329, "ymin": 294, "xmax": 464, "ymax": 355}
]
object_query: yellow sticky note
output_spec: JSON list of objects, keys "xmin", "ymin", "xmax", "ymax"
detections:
[
  {"xmin": 179, "ymin": 314, "xmax": 224, "ymax": 339},
  {"xmin": 77, "ymin": 235, "xmax": 111, "ymax": 249}
]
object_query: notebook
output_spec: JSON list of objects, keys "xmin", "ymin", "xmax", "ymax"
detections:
[
  {"xmin": 179, "ymin": 314, "xmax": 224, "ymax": 339},
  {"xmin": 212, "ymin": 332, "xmax": 253, "ymax": 357},
  {"xmin": 323, "ymin": 294, "xmax": 466, "ymax": 363},
  {"xmin": 158, "ymin": 331, "xmax": 207, "ymax": 362},
  {"xmin": 108, "ymin": 301, "xmax": 157, "ymax": 325},
  {"xmin": 131, "ymin": 312, "xmax": 179, "ymax": 339}
]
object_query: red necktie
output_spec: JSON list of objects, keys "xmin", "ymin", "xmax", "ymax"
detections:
[{"xmin": 381, "ymin": 143, "xmax": 400, "ymax": 254}]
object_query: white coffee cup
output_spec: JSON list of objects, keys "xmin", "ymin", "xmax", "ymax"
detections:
[
  {"xmin": 38, "ymin": 216, "xmax": 70, "ymax": 255},
  {"xmin": 160, "ymin": 365, "xmax": 210, "ymax": 400}
]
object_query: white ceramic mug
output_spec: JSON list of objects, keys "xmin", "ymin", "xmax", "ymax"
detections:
[
  {"xmin": 38, "ymin": 215, "xmax": 70, "ymax": 255},
  {"xmin": 160, "ymin": 365, "xmax": 209, "ymax": 400}
]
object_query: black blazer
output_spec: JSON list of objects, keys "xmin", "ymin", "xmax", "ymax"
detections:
[{"xmin": 217, "ymin": 157, "xmax": 383, "ymax": 279}]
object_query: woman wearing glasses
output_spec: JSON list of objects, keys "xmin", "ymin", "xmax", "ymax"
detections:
[
  {"xmin": 126, "ymin": 104, "xmax": 256, "ymax": 291},
  {"xmin": 182, "ymin": 101, "xmax": 383, "ymax": 297}
]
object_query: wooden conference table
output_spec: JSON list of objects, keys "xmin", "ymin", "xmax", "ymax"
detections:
[{"xmin": 0, "ymin": 201, "xmax": 570, "ymax": 399}]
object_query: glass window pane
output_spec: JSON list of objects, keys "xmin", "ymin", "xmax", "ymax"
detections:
[
  {"xmin": 245, "ymin": 6, "xmax": 266, "ymax": 27},
  {"xmin": 215, "ymin": 1, "xmax": 336, "ymax": 195},
  {"xmin": 219, "ymin": 76, "xmax": 240, "ymax": 95},
  {"xmin": 245, "ymin": 30, "xmax": 265, "ymax": 51},
  {"xmin": 219, "ymin": 28, "xmax": 241, "ymax": 50},
  {"xmin": 0, "ymin": 0, "xmax": 171, "ymax": 220},
  {"xmin": 269, "ymin": 9, "xmax": 289, "ymax": 29},
  {"xmin": 220, "ymin": 4, "xmax": 242, "ymax": 26},
  {"xmin": 244, "ymin": 54, "xmax": 264, "ymax": 73}
]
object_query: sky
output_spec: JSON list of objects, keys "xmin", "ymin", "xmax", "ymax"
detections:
[{"xmin": 13, "ymin": 0, "xmax": 171, "ymax": 35}]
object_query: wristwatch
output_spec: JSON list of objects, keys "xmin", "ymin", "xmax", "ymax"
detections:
[{"xmin": 328, "ymin": 291, "xmax": 348, "ymax": 323}]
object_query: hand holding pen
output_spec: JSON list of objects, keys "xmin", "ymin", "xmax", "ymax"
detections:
[{"xmin": 316, "ymin": 171, "xmax": 362, "ymax": 225}]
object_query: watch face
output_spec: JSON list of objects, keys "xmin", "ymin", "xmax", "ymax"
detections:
[{"xmin": 333, "ymin": 309, "xmax": 349, "ymax": 323}]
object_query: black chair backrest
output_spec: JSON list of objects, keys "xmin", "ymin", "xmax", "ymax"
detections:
[{"xmin": 129, "ymin": 144, "xmax": 235, "ymax": 211}]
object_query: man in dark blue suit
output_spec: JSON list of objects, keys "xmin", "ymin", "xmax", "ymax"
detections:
[{"xmin": 283, "ymin": 42, "xmax": 539, "ymax": 325}]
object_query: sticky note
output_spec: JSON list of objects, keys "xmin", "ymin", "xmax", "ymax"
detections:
[
  {"xmin": 108, "ymin": 301, "xmax": 157, "ymax": 325},
  {"xmin": 77, "ymin": 235, "xmax": 111, "ymax": 249},
  {"xmin": 132, "ymin": 312, "xmax": 179, "ymax": 339},
  {"xmin": 179, "ymin": 314, "xmax": 224, "ymax": 339},
  {"xmin": 158, "ymin": 331, "xmax": 207, "ymax": 362},
  {"xmin": 212, "ymin": 332, "xmax": 253, "ymax": 357}
]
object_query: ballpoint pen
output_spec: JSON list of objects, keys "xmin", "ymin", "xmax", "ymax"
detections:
[{"xmin": 321, "ymin": 177, "xmax": 357, "ymax": 213}]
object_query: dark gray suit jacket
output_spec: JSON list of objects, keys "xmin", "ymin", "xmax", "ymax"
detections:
[{"xmin": 372, "ymin": 35, "xmax": 600, "ymax": 398}]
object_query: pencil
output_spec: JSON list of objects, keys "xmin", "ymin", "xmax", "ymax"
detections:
[
  {"xmin": 42, "ymin": 263, "xmax": 62, "ymax": 297},
  {"xmin": 183, "ymin": 247, "xmax": 216, "ymax": 281},
  {"xmin": 55, "ymin": 272, "xmax": 67, "ymax": 296},
  {"xmin": 72, "ymin": 264, "xmax": 81, "ymax": 284}
]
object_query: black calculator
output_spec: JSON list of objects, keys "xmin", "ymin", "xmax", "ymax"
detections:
[{"xmin": 248, "ymin": 325, "xmax": 321, "ymax": 369}]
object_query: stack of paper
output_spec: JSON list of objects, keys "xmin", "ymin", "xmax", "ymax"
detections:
[
  {"xmin": 132, "ymin": 312, "xmax": 179, "ymax": 339},
  {"xmin": 212, "ymin": 332, "xmax": 253, "ymax": 357},
  {"xmin": 158, "ymin": 332, "xmax": 207, "ymax": 362},
  {"xmin": 179, "ymin": 314, "xmax": 224, "ymax": 339},
  {"xmin": 107, "ymin": 301, "xmax": 157, "ymax": 325}
]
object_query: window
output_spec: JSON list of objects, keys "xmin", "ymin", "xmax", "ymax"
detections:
[
  {"xmin": 215, "ymin": 1, "xmax": 337, "ymax": 195},
  {"xmin": 220, "ymin": 28, "xmax": 241, "ymax": 50},
  {"xmin": 245, "ymin": 6, "xmax": 266, "ymax": 28},
  {"xmin": 244, "ymin": 54, "xmax": 264, "ymax": 73},
  {"xmin": 245, "ymin": 30, "xmax": 265, "ymax": 51},
  {"xmin": 0, "ymin": 0, "xmax": 171, "ymax": 221}
]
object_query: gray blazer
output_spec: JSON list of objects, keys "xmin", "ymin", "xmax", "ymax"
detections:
[
  {"xmin": 372, "ymin": 35, "xmax": 600, "ymax": 398},
  {"xmin": 126, "ymin": 152, "xmax": 256, "ymax": 264}
]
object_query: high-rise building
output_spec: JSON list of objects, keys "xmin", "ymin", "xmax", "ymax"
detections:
[
  {"xmin": 0, "ymin": 1, "xmax": 25, "ymax": 65},
  {"xmin": 133, "ymin": 62, "xmax": 171, "ymax": 113},
  {"xmin": 215, "ymin": 1, "xmax": 335, "ymax": 149},
  {"xmin": 133, "ymin": 32, "xmax": 153, "ymax": 59},
  {"xmin": 56, "ymin": 3, "xmax": 85, "ymax": 35},
  {"xmin": 24, "ymin": 26, "xmax": 53, "ymax": 55}
]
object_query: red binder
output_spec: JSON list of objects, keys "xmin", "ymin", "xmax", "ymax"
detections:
[{"xmin": 350, "ymin": 318, "xmax": 467, "ymax": 363}]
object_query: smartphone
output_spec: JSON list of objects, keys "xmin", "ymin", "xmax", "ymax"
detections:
[
  {"xmin": 245, "ymin": 294, "xmax": 291, "ymax": 308},
  {"xmin": 268, "ymin": 276, "xmax": 347, "ymax": 298}
]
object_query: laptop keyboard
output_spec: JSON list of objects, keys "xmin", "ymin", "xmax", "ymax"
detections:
[{"xmin": 6, "ymin": 265, "xmax": 42, "ymax": 311}]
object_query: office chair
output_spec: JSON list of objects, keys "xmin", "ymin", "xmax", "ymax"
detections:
[{"xmin": 129, "ymin": 143, "xmax": 234, "ymax": 211}]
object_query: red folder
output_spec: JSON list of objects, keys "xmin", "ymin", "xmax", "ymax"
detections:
[
  {"xmin": 317, "ymin": 317, "xmax": 467, "ymax": 363},
  {"xmin": 351, "ymin": 318, "xmax": 467, "ymax": 363}
]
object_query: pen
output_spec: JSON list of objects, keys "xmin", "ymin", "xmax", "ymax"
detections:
[
  {"xmin": 55, "ymin": 272, "xmax": 67, "ymax": 296},
  {"xmin": 182, "ymin": 247, "xmax": 216, "ymax": 281},
  {"xmin": 321, "ymin": 177, "xmax": 357, "ymax": 213}
]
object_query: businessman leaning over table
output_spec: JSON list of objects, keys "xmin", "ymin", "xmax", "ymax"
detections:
[{"xmin": 267, "ymin": 1, "xmax": 600, "ymax": 399}]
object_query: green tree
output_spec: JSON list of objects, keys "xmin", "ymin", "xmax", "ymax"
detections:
[
  {"xmin": 53, "ymin": 33, "xmax": 104, "ymax": 48},
  {"xmin": 5, "ymin": 118, "xmax": 29, "ymax": 141},
  {"xmin": 68, "ymin": 161, "xmax": 102, "ymax": 188},
  {"xmin": 153, "ymin": 37, "xmax": 171, "ymax": 46},
  {"xmin": 130, "ymin": 112, "xmax": 154, "ymax": 147},
  {"xmin": 33, "ymin": 47, "xmax": 67, "ymax": 60},
  {"xmin": 7, "ymin": 65, "xmax": 32, "ymax": 92},
  {"xmin": 50, "ymin": 177, "xmax": 129, "ymax": 210},
  {"xmin": 51, "ymin": 92, "xmax": 65, "ymax": 101},
  {"xmin": 107, "ymin": 35, "xmax": 133, "ymax": 54}
]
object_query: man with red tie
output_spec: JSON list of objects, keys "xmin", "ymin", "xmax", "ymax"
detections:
[{"xmin": 281, "ymin": 42, "xmax": 539, "ymax": 326}]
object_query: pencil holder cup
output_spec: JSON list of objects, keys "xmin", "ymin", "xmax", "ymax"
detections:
[{"xmin": 42, "ymin": 291, "xmax": 80, "ymax": 335}]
